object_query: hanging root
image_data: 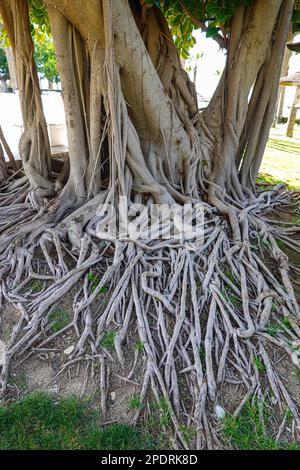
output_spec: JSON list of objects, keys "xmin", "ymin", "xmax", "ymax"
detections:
[{"xmin": 0, "ymin": 173, "xmax": 299, "ymax": 449}]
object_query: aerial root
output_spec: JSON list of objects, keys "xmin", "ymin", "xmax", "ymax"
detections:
[{"xmin": 0, "ymin": 182, "xmax": 299, "ymax": 449}]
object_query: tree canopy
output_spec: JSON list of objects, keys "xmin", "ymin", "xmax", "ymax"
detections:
[{"xmin": 34, "ymin": 38, "xmax": 59, "ymax": 86}]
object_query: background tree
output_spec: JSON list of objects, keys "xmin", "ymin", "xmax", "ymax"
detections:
[
  {"xmin": 273, "ymin": 34, "xmax": 294, "ymax": 126},
  {"xmin": 34, "ymin": 37, "xmax": 60, "ymax": 90},
  {"xmin": 0, "ymin": 0, "xmax": 299, "ymax": 450},
  {"xmin": 0, "ymin": 48, "xmax": 9, "ymax": 91}
]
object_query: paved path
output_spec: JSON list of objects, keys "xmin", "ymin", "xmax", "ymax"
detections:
[{"xmin": 0, "ymin": 91, "xmax": 67, "ymax": 160}]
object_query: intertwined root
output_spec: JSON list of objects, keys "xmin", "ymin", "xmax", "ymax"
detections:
[{"xmin": 0, "ymin": 178, "xmax": 299, "ymax": 449}]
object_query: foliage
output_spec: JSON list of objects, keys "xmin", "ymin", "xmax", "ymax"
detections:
[
  {"xmin": 128, "ymin": 394, "xmax": 144, "ymax": 410},
  {"xmin": 0, "ymin": 392, "xmax": 156, "ymax": 450},
  {"xmin": 292, "ymin": 0, "xmax": 300, "ymax": 33},
  {"xmin": 28, "ymin": 0, "xmax": 51, "ymax": 42},
  {"xmin": 145, "ymin": 1, "xmax": 300, "ymax": 57},
  {"xmin": 34, "ymin": 38, "xmax": 59, "ymax": 85},
  {"xmin": 0, "ymin": 0, "xmax": 50, "ymax": 46},
  {"xmin": 146, "ymin": 0, "xmax": 253, "ymax": 57},
  {"xmin": 1, "ymin": 0, "xmax": 299, "ymax": 61},
  {"xmin": 0, "ymin": 48, "xmax": 9, "ymax": 81}
]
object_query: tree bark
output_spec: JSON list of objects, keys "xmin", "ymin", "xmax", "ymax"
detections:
[
  {"xmin": 286, "ymin": 87, "xmax": 300, "ymax": 138},
  {"xmin": 0, "ymin": 0, "xmax": 52, "ymax": 190},
  {"xmin": 4, "ymin": 46, "xmax": 17, "ymax": 90},
  {"xmin": 0, "ymin": 79, "xmax": 8, "ymax": 93},
  {"xmin": 273, "ymin": 32, "xmax": 294, "ymax": 126}
]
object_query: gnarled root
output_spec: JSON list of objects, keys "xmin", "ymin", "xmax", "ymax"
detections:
[{"xmin": 0, "ymin": 180, "xmax": 299, "ymax": 449}]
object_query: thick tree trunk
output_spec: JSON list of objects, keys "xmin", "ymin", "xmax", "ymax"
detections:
[
  {"xmin": 0, "ymin": 0, "xmax": 52, "ymax": 190},
  {"xmin": 43, "ymin": 0, "xmax": 293, "ymax": 213},
  {"xmin": 199, "ymin": 0, "xmax": 293, "ymax": 238},
  {"xmin": 273, "ymin": 33, "xmax": 293, "ymax": 126}
]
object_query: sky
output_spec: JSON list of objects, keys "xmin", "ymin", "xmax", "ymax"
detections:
[{"xmin": 186, "ymin": 30, "xmax": 226, "ymax": 100}]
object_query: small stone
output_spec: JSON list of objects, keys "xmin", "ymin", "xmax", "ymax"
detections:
[
  {"xmin": 271, "ymin": 396, "xmax": 278, "ymax": 405},
  {"xmin": 64, "ymin": 345, "xmax": 75, "ymax": 356},
  {"xmin": 291, "ymin": 351, "xmax": 300, "ymax": 366},
  {"xmin": 0, "ymin": 340, "xmax": 6, "ymax": 366},
  {"xmin": 48, "ymin": 385, "xmax": 59, "ymax": 394},
  {"xmin": 215, "ymin": 405, "xmax": 226, "ymax": 420},
  {"xmin": 111, "ymin": 391, "xmax": 116, "ymax": 401}
]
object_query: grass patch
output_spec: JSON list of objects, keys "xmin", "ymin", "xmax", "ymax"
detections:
[
  {"xmin": 88, "ymin": 272, "xmax": 108, "ymax": 295},
  {"xmin": 28, "ymin": 280, "xmax": 44, "ymax": 293},
  {"xmin": 266, "ymin": 323, "xmax": 280, "ymax": 337},
  {"xmin": 48, "ymin": 310, "xmax": 70, "ymax": 332},
  {"xmin": 128, "ymin": 395, "xmax": 143, "ymax": 411},
  {"xmin": 222, "ymin": 400, "xmax": 300, "ymax": 450},
  {"xmin": 293, "ymin": 368, "xmax": 300, "ymax": 384},
  {"xmin": 100, "ymin": 330, "xmax": 117, "ymax": 349},
  {"xmin": 259, "ymin": 129, "xmax": 300, "ymax": 189},
  {"xmin": 252, "ymin": 356, "xmax": 265, "ymax": 373},
  {"xmin": 0, "ymin": 393, "xmax": 156, "ymax": 450},
  {"xmin": 135, "ymin": 340, "xmax": 144, "ymax": 353}
]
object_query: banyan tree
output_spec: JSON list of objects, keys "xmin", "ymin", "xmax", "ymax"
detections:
[{"xmin": 0, "ymin": 0, "xmax": 299, "ymax": 449}]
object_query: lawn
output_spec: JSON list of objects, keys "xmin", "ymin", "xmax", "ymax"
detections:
[
  {"xmin": 259, "ymin": 126, "xmax": 300, "ymax": 189},
  {"xmin": 0, "ymin": 393, "xmax": 156, "ymax": 450},
  {"xmin": 1, "ymin": 393, "xmax": 299, "ymax": 450}
]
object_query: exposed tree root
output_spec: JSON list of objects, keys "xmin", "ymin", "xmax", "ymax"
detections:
[{"xmin": 0, "ymin": 174, "xmax": 299, "ymax": 449}]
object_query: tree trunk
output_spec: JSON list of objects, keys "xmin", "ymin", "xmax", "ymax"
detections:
[
  {"xmin": 272, "ymin": 32, "xmax": 293, "ymax": 126},
  {"xmin": 0, "ymin": 79, "xmax": 8, "ymax": 93},
  {"xmin": 0, "ymin": 0, "xmax": 52, "ymax": 191},
  {"xmin": 286, "ymin": 87, "xmax": 300, "ymax": 138},
  {"xmin": 4, "ymin": 46, "xmax": 17, "ymax": 90}
]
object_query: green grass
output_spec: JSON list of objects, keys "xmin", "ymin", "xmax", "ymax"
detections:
[
  {"xmin": 128, "ymin": 394, "xmax": 143, "ymax": 411},
  {"xmin": 265, "ymin": 323, "xmax": 280, "ymax": 337},
  {"xmin": 88, "ymin": 272, "xmax": 108, "ymax": 295},
  {"xmin": 156, "ymin": 397, "xmax": 172, "ymax": 427},
  {"xmin": 252, "ymin": 356, "xmax": 265, "ymax": 373},
  {"xmin": 222, "ymin": 400, "xmax": 300, "ymax": 450},
  {"xmin": 48, "ymin": 310, "xmax": 70, "ymax": 332},
  {"xmin": 135, "ymin": 340, "xmax": 144, "ymax": 353},
  {"xmin": 100, "ymin": 330, "xmax": 117, "ymax": 349},
  {"xmin": 28, "ymin": 280, "xmax": 44, "ymax": 293},
  {"xmin": 0, "ymin": 393, "xmax": 155, "ymax": 450},
  {"xmin": 259, "ymin": 127, "xmax": 300, "ymax": 189},
  {"xmin": 294, "ymin": 368, "xmax": 300, "ymax": 384}
]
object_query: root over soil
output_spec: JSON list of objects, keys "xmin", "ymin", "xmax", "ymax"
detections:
[{"xmin": 0, "ymin": 173, "xmax": 299, "ymax": 449}]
